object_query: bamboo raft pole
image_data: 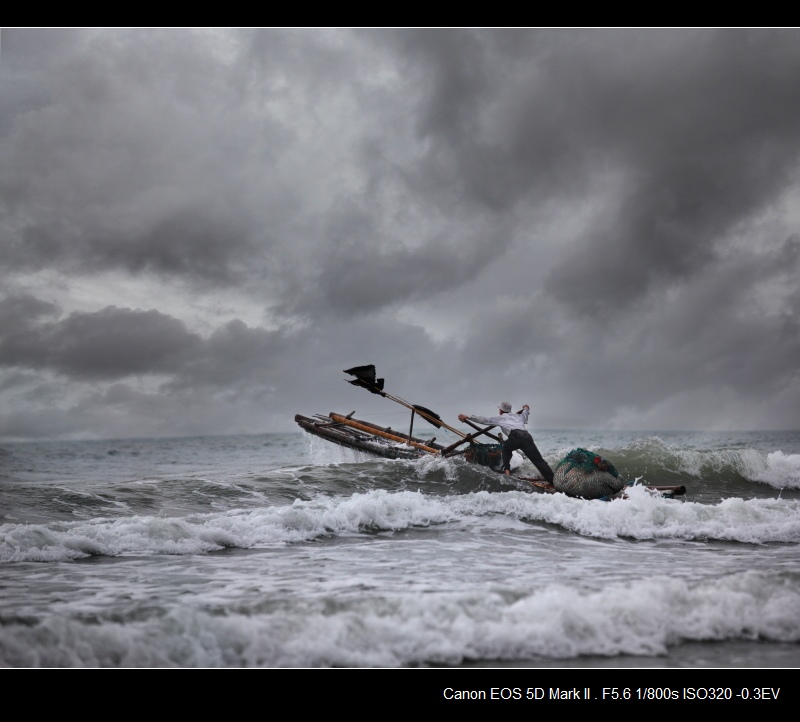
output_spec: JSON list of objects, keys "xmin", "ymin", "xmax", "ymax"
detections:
[{"xmin": 328, "ymin": 413, "xmax": 441, "ymax": 454}]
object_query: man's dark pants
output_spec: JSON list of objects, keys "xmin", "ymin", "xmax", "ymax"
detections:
[{"xmin": 502, "ymin": 429, "xmax": 554, "ymax": 481}]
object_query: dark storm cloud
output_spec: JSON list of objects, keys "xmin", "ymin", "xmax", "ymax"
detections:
[
  {"xmin": 510, "ymin": 233, "xmax": 800, "ymax": 428},
  {"xmin": 0, "ymin": 29, "xmax": 83, "ymax": 133},
  {"xmin": 375, "ymin": 29, "xmax": 493, "ymax": 140},
  {"xmin": 0, "ymin": 293, "xmax": 60, "ymax": 327},
  {"xmin": 0, "ymin": 295, "xmax": 62, "ymax": 369},
  {"xmin": 360, "ymin": 29, "xmax": 800, "ymax": 318},
  {"xmin": 1, "ymin": 28, "xmax": 800, "ymax": 438},
  {"xmin": 0, "ymin": 300, "xmax": 201, "ymax": 379},
  {"xmin": 0, "ymin": 29, "xmax": 278, "ymax": 285},
  {"xmin": 280, "ymin": 195, "xmax": 516, "ymax": 317},
  {"xmin": 538, "ymin": 31, "xmax": 800, "ymax": 317},
  {"xmin": 497, "ymin": 30, "xmax": 800, "ymax": 318},
  {"xmin": 0, "ymin": 302, "xmax": 454, "ymax": 440},
  {"xmin": 166, "ymin": 318, "xmax": 288, "ymax": 392},
  {"xmin": 0, "ymin": 293, "xmax": 319, "ymax": 393},
  {"xmin": 11, "ymin": 208, "xmax": 255, "ymax": 284}
]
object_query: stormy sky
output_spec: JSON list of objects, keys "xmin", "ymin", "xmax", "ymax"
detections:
[{"xmin": 1, "ymin": 28, "xmax": 799, "ymax": 441}]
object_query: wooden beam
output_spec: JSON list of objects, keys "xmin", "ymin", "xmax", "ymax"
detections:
[
  {"xmin": 440, "ymin": 425, "xmax": 499, "ymax": 456},
  {"xmin": 328, "ymin": 413, "xmax": 440, "ymax": 454}
]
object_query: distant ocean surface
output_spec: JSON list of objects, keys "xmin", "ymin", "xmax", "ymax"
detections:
[{"xmin": 1, "ymin": 424, "xmax": 799, "ymax": 676}]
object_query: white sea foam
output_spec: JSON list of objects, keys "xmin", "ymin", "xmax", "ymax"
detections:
[
  {"xmin": 511, "ymin": 484, "xmax": 800, "ymax": 543},
  {"xmin": 3, "ymin": 432, "xmax": 798, "ymax": 670},
  {"xmin": 306, "ymin": 435, "xmax": 377, "ymax": 465},
  {"xmin": 3, "ymin": 486, "xmax": 799, "ymax": 563},
  {"xmin": 0, "ymin": 570, "xmax": 796, "ymax": 667},
  {"xmin": 753, "ymin": 451, "xmax": 800, "ymax": 489},
  {"xmin": 678, "ymin": 446, "xmax": 800, "ymax": 490}
]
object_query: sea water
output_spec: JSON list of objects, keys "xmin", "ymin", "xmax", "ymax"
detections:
[{"xmin": 1, "ymin": 429, "xmax": 798, "ymax": 679}]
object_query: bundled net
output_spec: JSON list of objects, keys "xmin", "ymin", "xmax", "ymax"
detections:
[
  {"xmin": 465, "ymin": 443, "xmax": 504, "ymax": 471},
  {"xmin": 552, "ymin": 448, "xmax": 626, "ymax": 499}
]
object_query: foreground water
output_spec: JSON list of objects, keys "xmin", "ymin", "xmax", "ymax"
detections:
[{"xmin": 1, "ymin": 427, "xmax": 799, "ymax": 675}]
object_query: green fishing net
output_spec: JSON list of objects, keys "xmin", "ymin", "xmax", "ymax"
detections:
[
  {"xmin": 465, "ymin": 443, "xmax": 504, "ymax": 471},
  {"xmin": 553, "ymin": 447, "xmax": 625, "ymax": 499},
  {"xmin": 557, "ymin": 448, "xmax": 620, "ymax": 477}
]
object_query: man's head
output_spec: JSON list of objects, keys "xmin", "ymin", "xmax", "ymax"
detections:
[{"xmin": 499, "ymin": 401, "xmax": 512, "ymax": 414}]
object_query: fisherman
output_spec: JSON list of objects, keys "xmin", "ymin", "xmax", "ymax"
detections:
[{"xmin": 458, "ymin": 402, "xmax": 554, "ymax": 482}]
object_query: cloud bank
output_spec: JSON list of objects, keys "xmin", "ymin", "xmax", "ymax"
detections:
[{"xmin": 1, "ymin": 28, "xmax": 799, "ymax": 440}]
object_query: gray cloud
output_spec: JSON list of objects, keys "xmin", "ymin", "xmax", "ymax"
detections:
[
  {"xmin": 0, "ymin": 300, "xmax": 201, "ymax": 379},
  {"xmin": 1, "ymin": 28, "xmax": 799, "ymax": 439}
]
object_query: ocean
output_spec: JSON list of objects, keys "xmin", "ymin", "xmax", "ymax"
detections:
[{"xmin": 1, "ymin": 421, "xmax": 799, "ymax": 689}]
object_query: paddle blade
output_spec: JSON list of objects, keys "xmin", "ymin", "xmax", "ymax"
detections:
[{"xmin": 412, "ymin": 404, "xmax": 442, "ymax": 428}]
